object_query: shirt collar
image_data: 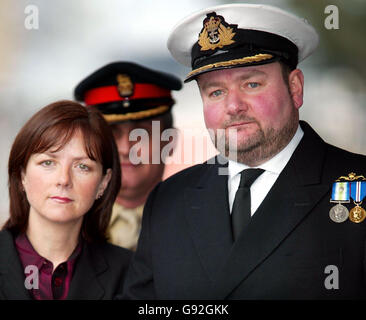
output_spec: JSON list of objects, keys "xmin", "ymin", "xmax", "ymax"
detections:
[
  {"xmin": 15, "ymin": 232, "xmax": 45, "ymax": 270},
  {"xmin": 110, "ymin": 202, "xmax": 144, "ymax": 225},
  {"xmin": 228, "ymin": 124, "xmax": 304, "ymax": 179}
]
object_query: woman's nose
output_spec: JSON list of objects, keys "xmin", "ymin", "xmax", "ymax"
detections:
[{"xmin": 56, "ymin": 166, "xmax": 72, "ymax": 188}]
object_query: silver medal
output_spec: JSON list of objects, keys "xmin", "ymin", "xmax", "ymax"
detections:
[{"xmin": 329, "ymin": 203, "xmax": 349, "ymax": 223}]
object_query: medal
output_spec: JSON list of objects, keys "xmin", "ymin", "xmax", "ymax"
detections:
[
  {"xmin": 349, "ymin": 181, "xmax": 366, "ymax": 224},
  {"xmin": 349, "ymin": 205, "xmax": 366, "ymax": 223},
  {"xmin": 329, "ymin": 203, "xmax": 349, "ymax": 223},
  {"xmin": 329, "ymin": 181, "xmax": 350, "ymax": 223}
]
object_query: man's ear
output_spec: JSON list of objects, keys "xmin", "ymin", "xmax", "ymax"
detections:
[{"xmin": 289, "ymin": 69, "xmax": 304, "ymax": 110}]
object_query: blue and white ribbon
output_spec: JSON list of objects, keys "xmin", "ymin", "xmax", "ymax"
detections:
[
  {"xmin": 331, "ymin": 182, "xmax": 350, "ymax": 202},
  {"xmin": 350, "ymin": 181, "xmax": 366, "ymax": 202}
]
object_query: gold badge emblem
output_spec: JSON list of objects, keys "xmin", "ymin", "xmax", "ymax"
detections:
[
  {"xmin": 198, "ymin": 13, "xmax": 236, "ymax": 51},
  {"xmin": 116, "ymin": 74, "xmax": 133, "ymax": 98}
]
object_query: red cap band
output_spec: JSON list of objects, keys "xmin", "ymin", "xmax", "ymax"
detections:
[{"xmin": 84, "ymin": 83, "xmax": 172, "ymax": 106}]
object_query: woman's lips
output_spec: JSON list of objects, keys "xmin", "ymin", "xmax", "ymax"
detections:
[{"xmin": 50, "ymin": 196, "xmax": 73, "ymax": 203}]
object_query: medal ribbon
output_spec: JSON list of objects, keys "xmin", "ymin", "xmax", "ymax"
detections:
[
  {"xmin": 331, "ymin": 182, "xmax": 350, "ymax": 202},
  {"xmin": 350, "ymin": 181, "xmax": 366, "ymax": 202}
]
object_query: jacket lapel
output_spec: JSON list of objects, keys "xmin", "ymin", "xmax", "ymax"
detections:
[
  {"xmin": 184, "ymin": 157, "xmax": 233, "ymax": 283},
  {"xmin": 213, "ymin": 121, "xmax": 331, "ymax": 298},
  {"xmin": 67, "ymin": 242, "xmax": 107, "ymax": 300},
  {"xmin": 0, "ymin": 230, "xmax": 32, "ymax": 300}
]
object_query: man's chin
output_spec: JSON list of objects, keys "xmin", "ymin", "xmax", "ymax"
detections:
[{"xmin": 225, "ymin": 131, "xmax": 263, "ymax": 151}]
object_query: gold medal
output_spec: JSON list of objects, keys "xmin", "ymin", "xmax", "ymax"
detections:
[{"xmin": 349, "ymin": 205, "xmax": 366, "ymax": 223}]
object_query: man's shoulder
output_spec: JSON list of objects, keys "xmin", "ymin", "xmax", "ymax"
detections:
[
  {"xmin": 325, "ymin": 142, "xmax": 366, "ymax": 168},
  {"xmin": 322, "ymin": 141, "xmax": 366, "ymax": 180},
  {"xmin": 326, "ymin": 143, "xmax": 366, "ymax": 161},
  {"xmin": 300, "ymin": 121, "xmax": 366, "ymax": 172},
  {"xmin": 162, "ymin": 158, "xmax": 218, "ymax": 187}
]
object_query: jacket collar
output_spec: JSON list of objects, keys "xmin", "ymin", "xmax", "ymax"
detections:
[
  {"xmin": 67, "ymin": 241, "xmax": 109, "ymax": 300},
  {"xmin": 183, "ymin": 155, "xmax": 233, "ymax": 283}
]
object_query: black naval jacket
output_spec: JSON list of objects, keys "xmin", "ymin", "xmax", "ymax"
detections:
[
  {"xmin": 123, "ymin": 121, "xmax": 366, "ymax": 299},
  {"xmin": 0, "ymin": 229, "xmax": 132, "ymax": 300}
]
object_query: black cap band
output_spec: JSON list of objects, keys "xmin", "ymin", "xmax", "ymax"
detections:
[{"xmin": 191, "ymin": 29, "xmax": 298, "ymax": 72}]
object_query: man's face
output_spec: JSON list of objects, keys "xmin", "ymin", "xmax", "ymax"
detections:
[
  {"xmin": 197, "ymin": 62, "xmax": 303, "ymax": 166},
  {"xmin": 111, "ymin": 120, "xmax": 165, "ymax": 204}
]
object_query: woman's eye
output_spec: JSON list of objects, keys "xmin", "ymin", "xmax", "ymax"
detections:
[
  {"xmin": 78, "ymin": 163, "xmax": 90, "ymax": 171},
  {"xmin": 41, "ymin": 160, "xmax": 53, "ymax": 167}
]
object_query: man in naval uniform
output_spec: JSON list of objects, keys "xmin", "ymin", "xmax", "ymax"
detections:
[
  {"xmin": 122, "ymin": 4, "xmax": 366, "ymax": 299},
  {"xmin": 74, "ymin": 62, "xmax": 181, "ymax": 250}
]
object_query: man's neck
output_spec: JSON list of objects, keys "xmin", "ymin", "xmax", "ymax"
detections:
[
  {"xmin": 116, "ymin": 194, "xmax": 147, "ymax": 209},
  {"xmin": 228, "ymin": 124, "xmax": 304, "ymax": 170}
]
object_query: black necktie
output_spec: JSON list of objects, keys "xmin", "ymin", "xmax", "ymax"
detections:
[{"xmin": 231, "ymin": 168, "xmax": 264, "ymax": 241}]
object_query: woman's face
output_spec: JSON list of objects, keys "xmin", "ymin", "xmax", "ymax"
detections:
[{"xmin": 21, "ymin": 130, "xmax": 111, "ymax": 226}]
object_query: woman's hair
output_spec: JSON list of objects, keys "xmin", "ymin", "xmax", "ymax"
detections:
[{"xmin": 3, "ymin": 100, "xmax": 121, "ymax": 242}]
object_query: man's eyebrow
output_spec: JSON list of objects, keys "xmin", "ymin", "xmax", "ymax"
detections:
[
  {"xmin": 199, "ymin": 69, "xmax": 267, "ymax": 91},
  {"xmin": 199, "ymin": 81, "xmax": 224, "ymax": 91},
  {"xmin": 236, "ymin": 69, "xmax": 267, "ymax": 81}
]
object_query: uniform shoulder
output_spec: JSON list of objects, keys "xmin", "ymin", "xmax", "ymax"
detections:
[
  {"xmin": 323, "ymin": 143, "xmax": 366, "ymax": 180},
  {"xmin": 326, "ymin": 143, "xmax": 366, "ymax": 162},
  {"xmin": 161, "ymin": 156, "xmax": 222, "ymax": 187}
]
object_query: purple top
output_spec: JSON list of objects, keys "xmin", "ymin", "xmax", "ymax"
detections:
[{"xmin": 15, "ymin": 233, "xmax": 82, "ymax": 300}]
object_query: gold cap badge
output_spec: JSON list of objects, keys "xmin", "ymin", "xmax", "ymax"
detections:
[
  {"xmin": 198, "ymin": 13, "xmax": 236, "ymax": 51},
  {"xmin": 116, "ymin": 74, "xmax": 133, "ymax": 98}
]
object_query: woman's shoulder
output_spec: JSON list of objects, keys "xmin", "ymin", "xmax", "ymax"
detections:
[
  {"xmin": 0, "ymin": 228, "xmax": 12, "ymax": 237},
  {"xmin": 0, "ymin": 229, "xmax": 15, "ymax": 249},
  {"xmin": 0, "ymin": 229, "xmax": 17, "ymax": 270}
]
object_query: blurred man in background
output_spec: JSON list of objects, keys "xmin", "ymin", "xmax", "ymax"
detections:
[{"xmin": 75, "ymin": 62, "xmax": 181, "ymax": 250}]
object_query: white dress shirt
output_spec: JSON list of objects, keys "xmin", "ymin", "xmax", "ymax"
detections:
[{"xmin": 228, "ymin": 125, "xmax": 304, "ymax": 215}]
